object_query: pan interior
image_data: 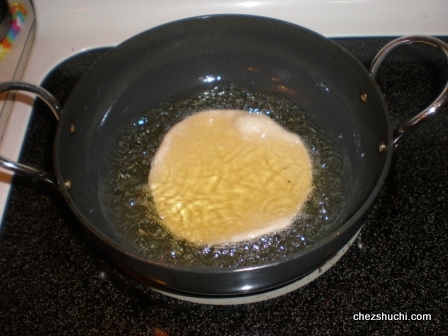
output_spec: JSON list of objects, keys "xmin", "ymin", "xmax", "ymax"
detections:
[
  {"xmin": 55, "ymin": 15, "xmax": 390, "ymax": 268},
  {"xmin": 98, "ymin": 84, "xmax": 347, "ymax": 266}
]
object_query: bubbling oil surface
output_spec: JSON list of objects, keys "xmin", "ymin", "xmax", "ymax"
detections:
[{"xmin": 103, "ymin": 84, "xmax": 346, "ymax": 268}]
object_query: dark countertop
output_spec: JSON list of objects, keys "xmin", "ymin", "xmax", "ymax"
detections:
[{"xmin": 1, "ymin": 37, "xmax": 447, "ymax": 335}]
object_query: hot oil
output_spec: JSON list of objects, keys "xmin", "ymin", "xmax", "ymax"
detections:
[{"xmin": 103, "ymin": 84, "xmax": 346, "ymax": 267}]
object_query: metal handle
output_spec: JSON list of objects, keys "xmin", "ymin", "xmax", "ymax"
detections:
[
  {"xmin": 0, "ymin": 81, "xmax": 62, "ymax": 187},
  {"xmin": 370, "ymin": 35, "xmax": 448, "ymax": 147}
]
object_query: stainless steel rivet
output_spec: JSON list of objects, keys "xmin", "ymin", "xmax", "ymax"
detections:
[
  {"xmin": 360, "ymin": 90, "xmax": 368, "ymax": 103},
  {"xmin": 378, "ymin": 141, "xmax": 388, "ymax": 153},
  {"xmin": 64, "ymin": 179, "xmax": 72, "ymax": 190},
  {"xmin": 70, "ymin": 123, "xmax": 75, "ymax": 134}
]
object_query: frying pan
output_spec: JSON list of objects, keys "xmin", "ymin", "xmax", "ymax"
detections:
[{"xmin": 1, "ymin": 15, "xmax": 447, "ymax": 296}]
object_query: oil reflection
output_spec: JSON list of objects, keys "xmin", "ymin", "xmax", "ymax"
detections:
[
  {"xmin": 273, "ymin": 84, "xmax": 296, "ymax": 95},
  {"xmin": 199, "ymin": 75, "xmax": 222, "ymax": 83}
]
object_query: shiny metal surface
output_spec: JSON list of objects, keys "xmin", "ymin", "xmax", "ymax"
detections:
[
  {"xmin": 0, "ymin": 81, "xmax": 61, "ymax": 120},
  {"xmin": 0, "ymin": 81, "xmax": 60, "ymax": 187},
  {"xmin": 370, "ymin": 36, "xmax": 448, "ymax": 147},
  {"xmin": 0, "ymin": 155, "xmax": 58, "ymax": 187}
]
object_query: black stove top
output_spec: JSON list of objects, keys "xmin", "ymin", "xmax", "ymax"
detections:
[{"xmin": 1, "ymin": 37, "xmax": 447, "ymax": 335}]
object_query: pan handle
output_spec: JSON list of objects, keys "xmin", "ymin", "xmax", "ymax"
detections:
[
  {"xmin": 370, "ymin": 35, "xmax": 448, "ymax": 148},
  {"xmin": 0, "ymin": 81, "xmax": 61, "ymax": 188}
]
